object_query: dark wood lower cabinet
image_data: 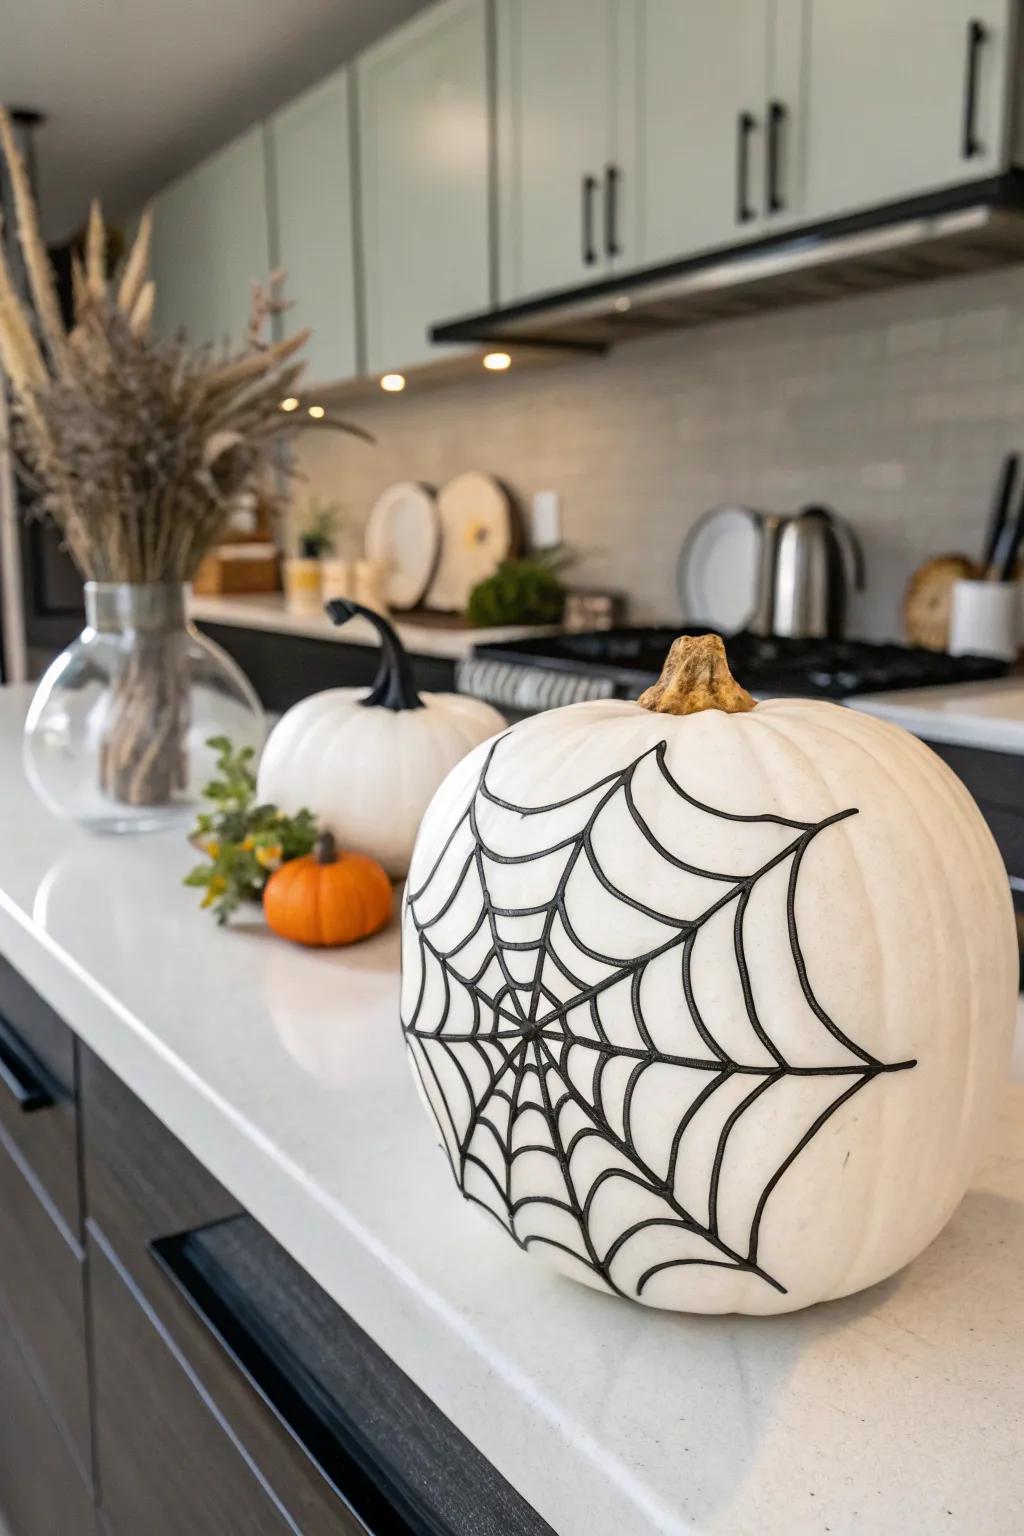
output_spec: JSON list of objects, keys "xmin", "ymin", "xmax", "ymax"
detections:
[
  {"xmin": 89, "ymin": 1229, "xmax": 298, "ymax": 1536},
  {"xmin": 0, "ymin": 953, "xmax": 81, "ymax": 1235},
  {"xmin": 81, "ymin": 1053, "xmax": 366, "ymax": 1535},
  {"xmin": 0, "ymin": 1300, "xmax": 94, "ymax": 1536},
  {"xmin": 0, "ymin": 1126, "xmax": 91, "ymax": 1480},
  {"xmin": 0, "ymin": 977, "xmax": 551, "ymax": 1536}
]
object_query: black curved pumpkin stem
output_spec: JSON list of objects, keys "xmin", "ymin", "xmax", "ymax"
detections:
[{"xmin": 324, "ymin": 599, "xmax": 424, "ymax": 711}]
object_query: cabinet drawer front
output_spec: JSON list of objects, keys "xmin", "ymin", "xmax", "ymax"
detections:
[
  {"xmin": 81, "ymin": 1045, "xmax": 240, "ymax": 1313},
  {"xmin": 90, "ymin": 1232, "xmax": 295, "ymax": 1536},
  {"xmin": 0, "ymin": 1127, "xmax": 91, "ymax": 1479},
  {"xmin": 0, "ymin": 953, "xmax": 80, "ymax": 1232},
  {"xmin": 151, "ymin": 1215, "xmax": 553, "ymax": 1536},
  {"xmin": 81, "ymin": 1051, "xmax": 353, "ymax": 1534},
  {"xmin": 0, "ymin": 1308, "xmax": 94, "ymax": 1536}
]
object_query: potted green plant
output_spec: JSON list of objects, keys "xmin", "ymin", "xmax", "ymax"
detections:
[{"xmin": 284, "ymin": 498, "xmax": 345, "ymax": 613}]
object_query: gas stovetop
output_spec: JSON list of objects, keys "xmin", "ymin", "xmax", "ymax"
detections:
[{"xmin": 461, "ymin": 627, "xmax": 1009, "ymax": 712}]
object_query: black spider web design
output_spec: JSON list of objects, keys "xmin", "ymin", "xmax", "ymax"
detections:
[{"xmin": 401, "ymin": 734, "xmax": 916, "ymax": 1300}]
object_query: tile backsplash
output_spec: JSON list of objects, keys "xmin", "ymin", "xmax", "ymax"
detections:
[{"xmin": 294, "ymin": 263, "xmax": 1024, "ymax": 641}]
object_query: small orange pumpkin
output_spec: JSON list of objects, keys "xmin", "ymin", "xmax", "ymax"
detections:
[{"xmin": 263, "ymin": 832, "xmax": 392, "ymax": 947}]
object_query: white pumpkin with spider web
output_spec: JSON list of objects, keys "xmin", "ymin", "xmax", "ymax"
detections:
[{"xmin": 400, "ymin": 634, "xmax": 1017, "ymax": 1314}]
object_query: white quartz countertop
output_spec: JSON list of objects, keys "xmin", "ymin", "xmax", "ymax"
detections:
[
  {"xmin": 847, "ymin": 677, "xmax": 1024, "ymax": 753},
  {"xmin": 188, "ymin": 590, "xmax": 555, "ymax": 661},
  {"xmin": 1, "ymin": 684, "xmax": 1023, "ymax": 1535}
]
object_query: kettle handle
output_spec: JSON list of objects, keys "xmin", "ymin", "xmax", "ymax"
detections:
[{"xmin": 801, "ymin": 504, "xmax": 865, "ymax": 591}]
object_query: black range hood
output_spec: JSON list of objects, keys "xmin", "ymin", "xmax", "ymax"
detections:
[{"xmin": 431, "ymin": 173, "xmax": 1024, "ymax": 354}]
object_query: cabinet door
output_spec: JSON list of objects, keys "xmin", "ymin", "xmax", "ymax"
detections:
[
  {"xmin": 90, "ymin": 1234, "xmax": 293, "ymax": 1536},
  {"xmin": 626, "ymin": 0, "xmax": 771, "ymax": 269},
  {"xmin": 0, "ymin": 1309, "xmax": 94, "ymax": 1536},
  {"xmin": 497, "ymin": 0, "xmax": 616, "ymax": 301},
  {"xmin": 152, "ymin": 128, "xmax": 271, "ymax": 347},
  {"xmin": 270, "ymin": 71, "xmax": 359, "ymax": 387},
  {"xmin": 800, "ymin": 0, "xmax": 1014, "ymax": 226},
  {"xmin": 358, "ymin": 0, "xmax": 492, "ymax": 374}
]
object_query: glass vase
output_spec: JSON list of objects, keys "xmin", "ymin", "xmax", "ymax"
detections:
[{"xmin": 24, "ymin": 582, "xmax": 264, "ymax": 834}]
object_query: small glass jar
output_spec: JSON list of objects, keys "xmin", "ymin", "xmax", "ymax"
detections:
[
  {"xmin": 23, "ymin": 582, "xmax": 263, "ymax": 834},
  {"xmin": 283, "ymin": 556, "xmax": 323, "ymax": 614},
  {"xmin": 353, "ymin": 558, "xmax": 389, "ymax": 615},
  {"xmin": 320, "ymin": 557, "xmax": 353, "ymax": 604}
]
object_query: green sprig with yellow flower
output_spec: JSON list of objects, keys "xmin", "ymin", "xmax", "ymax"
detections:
[{"xmin": 184, "ymin": 737, "xmax": 318, "ymax": 924}]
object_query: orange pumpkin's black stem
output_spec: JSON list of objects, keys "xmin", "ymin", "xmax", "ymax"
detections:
[
  {"xmin": 325, "ymin": 598, "xmax": 425, "ymax": 712},
  {"xmin": 314, "ymin": 830, "xmax": 338, "ymax": 865}
]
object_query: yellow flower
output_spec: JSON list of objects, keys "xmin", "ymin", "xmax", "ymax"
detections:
[
  {"xmin": 241, "ymin": 835, "xmax": 255, "ymax": 851},
  {"xmin": 256, "ymin": 843, "xmax": 282, "ymax": 870},
  {"xmin": 205, "ymin": 837, "xmax": 221, "ymax": 858},
  {"xmin": 200, "ymin": 875, "xmax": 227, "ymax": 908}
]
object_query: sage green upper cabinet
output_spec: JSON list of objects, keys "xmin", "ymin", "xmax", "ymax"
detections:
[
  {"xmin": 626, "ymin": 0, "xmax": 773, "ymax": 269},
  {"xmin": 151, "ymin": 128, "xmax": 271, "ymax": 346},
  {"xmin": 269, "ymin": 71, "xmax": 359, "ymax": 387},
  {"xmin": 799, "ymin": 0, "xmax": 1015, "ymax": 225},
  {"xmin": 357, "ymin": 0, "xmax": 492, "ymax": 375},
  {"xmin": 497, "ymin": 0, "xmax": 620, "ymax": 302}
]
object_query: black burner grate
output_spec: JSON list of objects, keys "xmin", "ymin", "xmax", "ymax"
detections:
[{"xmin": 471, "ymin": 628, "xmax": 1009, "ymax": 700}]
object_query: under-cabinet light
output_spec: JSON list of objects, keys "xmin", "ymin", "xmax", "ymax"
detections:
[
  {"xmin": 483, "ymin": 351, "xmax": 512, "ymax": 371},
  {"xmin": 307, "ymin": 404, "xmax": 325, "ymax": 419},
  {"xmin": 280, "ymin": 397, "xmax": 300, "ymax": 411},
  {"xmin": 380, "ymin": 373, "xmax": 406, "ymax": 392}
]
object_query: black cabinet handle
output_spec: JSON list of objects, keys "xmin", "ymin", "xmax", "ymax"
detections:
[
  {"xmin": 0, "ymin": 1013, "xmax": 57, "ymax": 1113},
  {"xmin": 766, "ymin": 100, "xmax": 787, "ymax": 213},
  {"xmin": 736, "ymin": 110, "xmax": 757, "ymax": 223},
  {"xmin": 149, "ymin": 1223, "xmax": 403, "ymax": 1533},
  {"xmin": 604, "ymin": 163, "xmax": 620, "ymax": 259},
  {"xmin": 581, "ymin": 173, "xmax": 598, "ymax": 265},
  {"xmin": 962, "ymin": 18, "xmax": 988, "ymax": 158},
  {"xmin": 150, "ymin": 1216, "xmax": 549, "ymax": 1536}
]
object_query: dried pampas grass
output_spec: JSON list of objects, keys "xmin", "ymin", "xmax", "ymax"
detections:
[{"xmin": 0, "ymin": 106, "xmax": 367, "ymax": 585}]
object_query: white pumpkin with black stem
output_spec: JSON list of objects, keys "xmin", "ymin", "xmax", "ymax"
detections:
[
  {"xmin": 400, "ymin": 634, "xmax": 1017, "ymax": 1314},
  {"xmin": 257, "ymin": 601, "xmax": 505, "ymax": 878}
]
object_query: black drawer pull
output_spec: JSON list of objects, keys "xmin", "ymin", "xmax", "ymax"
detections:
[
  {"xmin": 736, "ymin": 110, "xmax": 757, "ymax": 223},
  {"xmin": 581, "ymin": 172, "xmax": 598, "ymax": 265},
  {"xmin": 150, "ymin": 1223, "xmax": 419, "ymax": 1535},
  {"xmin": 0, "ymin": 1012, "xmax": 57, "ymax": 1113},
  {"xmin": 766, "ymin": 99, "xmax": 787, "ymax": 212},
  {"xmin": 150, "ymin": 1217, "xmax": 552, "ymax": 1536},
  {"xmin": 962, "ymin": 18, "xmax": 987, "ymax": 158},
  {"xmin": 604, "ymin": 163, "xmax": 620, "ymax": 258}
]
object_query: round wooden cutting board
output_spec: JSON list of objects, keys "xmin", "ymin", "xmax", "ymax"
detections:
[
  {"xmin": 364, "ymin": 481, "xmax": 440, "ymax": 611},
  {"xmin": 424, "ymin": 472, "xmax": 517, "ymax": 614},
  {"xmin": 903, "ymin": 553, "xmax": 980, "ymax": 651}
]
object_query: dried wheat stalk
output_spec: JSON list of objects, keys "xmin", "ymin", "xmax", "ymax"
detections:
[{"xmin": 0, "ymin": 104, "xmax": 323, "ymax": 585}]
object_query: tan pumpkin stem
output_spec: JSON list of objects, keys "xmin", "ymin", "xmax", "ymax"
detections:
[{"xmin": 637, "ymin": 634, "xmax": 756, "ymax": 717}]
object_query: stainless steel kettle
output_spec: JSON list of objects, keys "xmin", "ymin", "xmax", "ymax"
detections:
[{"xmin": 752, "ymin": 504, "xmax": 865, "ymax": 639}]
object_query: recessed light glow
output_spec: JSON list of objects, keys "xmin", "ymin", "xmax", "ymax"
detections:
[
  {"xmin": 280, "ymin": 396, "xmax": 300, "ymax": 411},
  {"xmin": 613, "ymin": 295, "xmax": 632, "ymax": 313},
  {"xmin": 380, "ymin": 373, "xmax": 406, "ymax": 393},
  {"xmin": 307, "ymin": 404, "xmax": 325, "ymax": 419},
  {"xmin": 483, "ymin": 351, "xmax": 512, "ymax": 371}
]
